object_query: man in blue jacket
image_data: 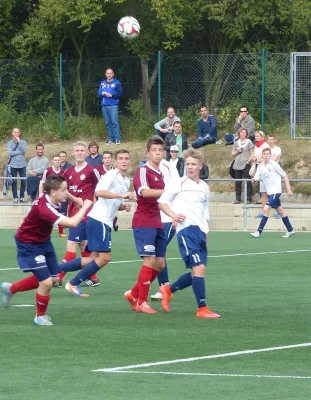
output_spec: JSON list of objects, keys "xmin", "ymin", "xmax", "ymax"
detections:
[
  {"xmin": 191, "ymin": 106, "xmax": 217, "ymax": 149},
  {"xmin": 98, "ymin": 68, "xmax": 123, "ymax": 145}
]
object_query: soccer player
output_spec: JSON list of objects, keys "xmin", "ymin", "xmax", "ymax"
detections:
[
  {"xmin": 57, "ymin": 141, "xmax": 101, "ymax": 287},
  {"xmin": 158, "ymin": 148, "xmax": 221, "ymax": 319},
  {"xmin": 250, "ymin": 148, "xmax": 295, "ymax": 238},
  {"xmin": 0, "ymin": 175, "xmax": 92, "ymax": 325},
  {"xmin": 124, "ymin": 136, "xmax": 166, "ymax": 314},
  {"xmin": 61, "ymin": 150, "xmax": 135, "ymax": 297}
]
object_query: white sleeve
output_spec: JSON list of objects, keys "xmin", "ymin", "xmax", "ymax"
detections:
[
  {"xmin": 271, "ymin": 161, "xmax": 286, "ymax": 177},
  {"xmin": 254, "ymin": 164, "xmax": 261, "ymax": 181},
  {"xmin": 40, "ymin": 169, "xmax": 48, "ymax": 183},
  {"xmin": 95, "ymin": 171, "xmax": 116, "ymax": 191},
  {"xmin": 158, "ymin": 190, "xmax": 178, "ymax": 205}
]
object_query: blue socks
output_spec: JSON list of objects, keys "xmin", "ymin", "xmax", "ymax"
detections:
[
  {"xmin": 282, "ymin": 216, "xmax": 293, "ymax": 232},
  {"xmin": 258, "ymin": 216, "xmax": 268, "ymax": 233},
  {"xmin": 70, "ymin": 260, "xmax": 100, "ymax": 286},
  {"xmin": 170, "ymin": 272, "xmax": 192, "ymax": 293},
  {"xmin": 192, "ymin": 276, "xmax": 206, "ymax": 308},
  {"xmin": 157, "ymin": 262, "xmax": 169, "ymax": 286},
  {"xmin": 57, "ymin": 258, "xmax": 82, "ymax": 273}
]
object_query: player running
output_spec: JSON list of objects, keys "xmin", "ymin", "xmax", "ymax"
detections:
[
  {"xmin": 158, "ymin": 148, "xmax": 221, "ymax": 319},
  {"xmin": 250, "ymin": 147, "xmax": 295, "ymax": 238},
  {"xmin": 0, "ymin": 175, "xmax": 92, "ymax": 325},
  {"xmin": 60, "ymin": 150, "xmax": 135, "ymax": 297}
]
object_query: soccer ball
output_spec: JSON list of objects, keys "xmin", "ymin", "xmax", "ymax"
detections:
[{"xmin": 117, "ymin": 16, "xmax": 140, "ymax": 40}]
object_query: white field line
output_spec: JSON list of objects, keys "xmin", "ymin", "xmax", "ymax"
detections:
[
  {"xmin": 99, "ymin": 370, "xmax": 311, "ymax": 380},
  {"xmin": 1, "ymin": 249, "xmax": 310, "ymax": 272},
  {"xmin": 92, "ymin": 342, "xmax": 311, "ymax": 372}
]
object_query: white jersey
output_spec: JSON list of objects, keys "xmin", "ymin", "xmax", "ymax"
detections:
[
  {"xmin": 254, "ymin": 160, "xmax": 286, "ymax": 195},
  {"xmin": 158, "ymin": 176, "xmax": 210, "ymax": 234},
  {"xmin": 159, "ymin": 159, "xmax": 181, "ymax": 223},
  {"xmin": 87, "ymin": 169, "xmax": 130, "ymax": 228}
]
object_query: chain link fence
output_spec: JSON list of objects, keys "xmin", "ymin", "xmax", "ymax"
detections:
[{"xmin": 0, "ymin": 52, "xmax": 292, "ymax": 135}]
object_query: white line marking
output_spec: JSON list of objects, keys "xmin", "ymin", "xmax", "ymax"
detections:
[
  {"xmin": 1, "ymin": 249, "xmax": 310, "ymax": 272},
  {"xmin": 12, "ymin": 304, "xmax": 34, "ymax": 308},
  {"xmin": 92, "ymin": 342, "xmax": 311, "ymax": 372},
  {"xmin": 100, "ymin": 370, "xmax": 311, "ymax": 380}
]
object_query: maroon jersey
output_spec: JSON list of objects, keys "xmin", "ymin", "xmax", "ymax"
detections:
[
  {"xmin": 95, "ymin": 165, "xmax": 114, "ymax": 177},
  {"xmin": 40, "ymin": 166, "xmax": 63, "ymax": 183},
  {"xmin": 132, "ymin": 164, "xmax": 165, "ymax": 229},
  {"xmin": 16, "ymin": 194, "xmax": 63, "ymax": 243},
  {"xmin": 64, "ymin": 163, "xmax": 100, "ymax": 218}
]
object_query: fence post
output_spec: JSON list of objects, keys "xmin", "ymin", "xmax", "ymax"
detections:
[
  {"xmin": 59, "ymin": 53, "xmax": 63, "ymax": 139},
  {"xmin": 157, "ymin": 50, "xmax": 161, "ymax": 119},
  {"xmin": 243, "ymin": 180, "xmax": 248, "ymax": 231},
  {"xmin": 261, "ymin": 48, "xmax": 265, "ymax": 131}
]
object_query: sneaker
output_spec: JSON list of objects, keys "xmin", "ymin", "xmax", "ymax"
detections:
[
  {"xmin": 255, "ymin": 200, "xmax": 262, "ymax": 205},
  {"xmin": 58, "ymin": 233, "xmax": 67, "ymax": 238},
  {"xmin": 215, "ymin": 139, "xmax": 223, "ymax": 145},
  {"xmin": 56, "ymin": 280, "xmax": 63, "ymax": 288},
  {"xmin": 80, "ymin": 279, "xmax": 100, "ymax": 287},
  {"xmin": 233, "ymin": 200, "xmax": 241, "ymax": 204},
  {"xmin": 150, "ymin": 291, "xmax": 162, "ymax": 301},
  {"xmin": 13, "ymin": 198, "xmax": 19, "ymax": 204},
  {"xmin": 113, "ymin": 216, "xmax": 119, "ymax": 232},
  {"xmin": 124, "ymin": 290, "xmax": 138, "ymax": 311},
  {"xmin": 1, "ymin": 282, "xmax": 12, "ymax": 307},
  {"xmin": 105, "ymin": 141, "xmax": 113, "ymax": 145},
  {"xmin": 250, "ymin": 231, "xmax": 261, "ymax": 238},
  {"xmin": 65, "ymin": 281, "xmax": 89, "ymax": 297},
  {"xmin": 255, "ymin": 212, "xmax": 264, "ymax": 219},
  {"xmin": 160, "ymin": 285, "xmax": 173, "ymax": 312},
  {"xmin": 196, "ymin": 306, "xmax": 221, "ymax": 319},
  {"xmin": 136, "ymin": 301, "xmax": 157, "ymax": 314},
  {"xmin": 115, "ymin": 141, "xmax": 121, "ymax": 145},
  {"xmin": 282, "ymin": 230, "xmax": 296, "ymax": 238},
  {"xmin": 19, "ymin": 198, "xmax": 27, "ymax": 203},
  {"xmin": 34, "ymin": 315, "xmax": 53, "ymax": 326},
  {"xmin": 274, "ymin": 212, "xmax": 280, "ymax": 219}
]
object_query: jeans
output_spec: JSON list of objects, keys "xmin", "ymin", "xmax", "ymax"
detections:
[
  {"xmin": 234, "ymin": 165, "xmax": 252, "ymax": 201},
  {"xmin": 11, "ymin": 167, "xmax": 26, "ymax": 199},
  {"xmin": 155, "ymin": 129, "xmax": 166, "ymax": 140},
  {"xmin": 101, "ymin": 105, "xmax": 121, "ymax": 142},
  {"xmin": 191, "ymin": 136, "xmax": 216, "ymax": 149}
]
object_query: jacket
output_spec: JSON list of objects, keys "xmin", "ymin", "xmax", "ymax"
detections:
[
  {"xmin": 165, "ymin": 132, "xmax": 188, "ymax": 160},
  {"xmin": 6, "ymin": 139, "xmax": 27, "ymax": 168},
  {"xmin": 200, "ymin": 163, "xmax": 209, "ymax": 180},
  {"xmin": 97, "ymin": 78, "xmax": 122, "ymax": 106}
]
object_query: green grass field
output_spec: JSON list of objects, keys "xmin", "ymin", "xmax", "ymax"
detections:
[{"xmin": 0, "ymin": 229, "xmax": 310, "ymax": 400}]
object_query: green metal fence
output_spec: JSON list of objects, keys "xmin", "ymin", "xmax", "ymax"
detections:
[{"xmin": 0, "ymin": 51, "xmax": 291, "ymax": 137}]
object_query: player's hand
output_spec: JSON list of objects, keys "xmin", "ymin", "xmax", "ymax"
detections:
[
  {"xmin": 251, "ymin": 178, "xmax": 256, "ymax": 184},
  {"xmin": 172, "ymin": 213, "xmax": 186, "ymax": 223},
  {"xmin": 83, "ymin": 199, "xmax": 93, "ymax": 208},
  {"xmin": 288, "ymin": 189, "xmax": 294, "ymax": 197},
  {"xmin": 160, "ymin": 128, "xmax": 168, "ymax": 133},
  {"xmin": 121, "ymin": 192, "xmax": 135, "ymax": 200},
  {"xmin": 73, "ymin": 197, "xmax": 83, "ymax": 208},
  {"xmin": 106, "ymin": 93, "xmax": 112, "ymax": 97}
]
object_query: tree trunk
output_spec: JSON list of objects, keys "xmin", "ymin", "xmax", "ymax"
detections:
[{"xmin": 141, "ymin": 60, "xmax": 151, "ymax": 117}]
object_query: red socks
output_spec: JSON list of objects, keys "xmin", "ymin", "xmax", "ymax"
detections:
[
  {"xmin": 58, "ymin": 251, "xmax": 76, "ymax": 281},
  {"xmin": 10, "ymin": 275, "xmax": 39, "ymax": 295},
  {"xmin": 58, "ymin": 225, "xmax": 65, "ymax": 235},
  {"xmin": 36, "ymin": 292, "xmax": 50, "ymax": 316},
  {"xmin": 81, "ymin": 251, "xmax": 98, "ymax": 281},
  {"xmin": 133, "ymin": 265, "xmax": 158, "ymax": 305}
]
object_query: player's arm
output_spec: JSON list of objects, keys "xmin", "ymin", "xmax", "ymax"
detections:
[
  {"xmin": 273, "ymin": 163, "xmax": 293, "ymax": 196},
  {"xmin": 66, "ymin": 193, "xmax": 83, "ymax": 208},
  {"xmin": 39, "ymin": 170, "xmax": 47, "ymax": 195},
  {"xmin": 59, "ymin": 199, "xmax": 93, "ymax": 228},
  {"xmin": 283, "ymin": 176, "xmax": 293, "ymax": 196},
  {"xmin": 140, "ymin": 188, "xmax": 165, "ymax": 198},
  {"xmin": 158, "ymin": 203, "xmax": 185, "ymax": 223},
  {"xmin": 251, "ymin": 167, "xmax": 261, "ymax": 183},
  {"xmin": 119, "ymin": 202, "xmax": 131, "ymax": 212}
]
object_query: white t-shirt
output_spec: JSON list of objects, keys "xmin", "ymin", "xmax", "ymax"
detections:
[
  {"xmin": 88, "ymin": 169, "xmax": 130, "ymax": 228},
  {"xmin": 159, "ymin": 159, "xmax": 181, "ymax": 223},
  {"xmin": 271, "ymin": 145, "xmax": 282, "ymax": 163},
  {"xmin": 254, "ymin": 142, "xmax": 270, "ymax": 162},
  {"xmin": 254, "ymin": 161, "xmax": 286, "ymax": 195},
  {"xmin": 158, "ymin": 176, "xmax": 210, "ymax": 234}
]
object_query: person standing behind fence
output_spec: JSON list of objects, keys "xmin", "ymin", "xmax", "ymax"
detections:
[
  {"xmin": 234, "ymin": 106, "xmax": 255, "ymax": 141},
  {"xmin": 6, "ymin": 128, "xmax": 27, "ymax": 204},
  {"xmin": 191, "ymin": 106, "xmax": 217, "ymax": 149},
  {"xmin": 154, "ymin": 107, "xmax": 181, "ymax": 140},
  {"xmin": 231, "ymin": 128, "xmax": 254, "ymax": 204},
  {"xmin": 26, "ymin": 143, "xmax": 49, "ymax": 202},
  {"xmin": 98, "ymin": 68, "xmax": 123, "ymax": 145}
]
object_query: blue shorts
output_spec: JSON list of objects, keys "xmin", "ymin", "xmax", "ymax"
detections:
[
  {"xmin": 266, "ymin": 193, "xmax": 281, "ymax": 209},
  {"xmin": 163, "ymin": 222, "xmax": 176, "ymax": 246},
  {"xmin": 177, "ymin": 225, "xmax": 207, "ymax": 269},
  {"xmin": 15, "ymin": 237, "xmax": 58, "ymax": 282},
  {"xmin": 86, "ymin": 217, "xmax": 111, "ymax": 253},
  {"xmin": 68, "ymin": 221, "xmax": 87, "ymax": 243},
  {"xmin": 133, "ymin": 227, "xmax": 166, "ymax": 258}
]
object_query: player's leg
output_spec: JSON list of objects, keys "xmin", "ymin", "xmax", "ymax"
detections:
[
  {"xmin": 57, "ymin": 237, "xmax": 77, "ymax": 286},
  {"xmin": 251, "ymin": 197, "xmax": 271, "ymax": 237},
  {"xmin": 78, "ymin": 224, "xmax": 100, "ymax": 287},
  {"xmin": 275, "ymin": 204, "xmax": 296, "ymax": 237},
  {"xmin": 1, "ymin": 275, "xmax": 39, "ymax": 308},
  {"xmin": 102, "ymin": 106, "xmax": 114, "ymax": 144}
]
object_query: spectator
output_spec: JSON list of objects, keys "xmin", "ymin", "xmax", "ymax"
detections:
[
  {"xmin": 59, "ymin": 151, "xmax": 73, "ymax": 171},
  {"xmin": 86, "ymin": 141, "xmax": 103, "ymax": 168},
  {"xmin": 154, "ymin": 107, "xmax": 180, "ymax": 140},
  {"xmin": 234, "ymin": 106, "xmax": 255, "ymax": 141},
  {"xmin": 191, "ymin": 106, "xmax": 217, "ymax": 149},
  {"xmin": 39, "ymin": 155, "xmax": 63, "ymax": 195},
  {"xmin": 169, "ymin": 145, "xmax": 185, "ymax": 177},
  {"xmin": 231, "ymin": 128, "xmax": 254, "ymax": 204},
  {"xmin": 165, "ymin": 121, "xmax": 188, "ymax": 160},
  {"xmin": 267, "ymin": 134, "xmax": 282, "ymax": 162},
  {"xmin": 96, "ymin": 151, "xmax": 114, "ymax": 176},
  {"xmin": 199, "ymin": 162, "xmax": 209, "ymax": 180},
  {"xmin": 26, "ymin": 143, "xmax": 49, "ymax": 202},
  {"xmin": 98, "ymin": 68, "xmax": 122, "ymax": 145},
  {"xmin": 252, "ymin": 131, "xmax": 270, "ymax": 211},
  {"xmin": 6, "ymin": 128, "xmax": 27, "ymax": 204}
]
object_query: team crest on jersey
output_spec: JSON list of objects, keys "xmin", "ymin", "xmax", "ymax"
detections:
[
  {"xmin": 111, "ymin": 84, "xmax": 115, "ymax": 87},
  {"xmin": 80, "ymin": 174, "xmax": 86, "ymax": 181},
  {"xmin": 69, "ymin": 176, "xmax": 72, "ymax": 179},
  {"xmin": 155, "ymin": 177, "xmax": 158, "ymax": 181}
]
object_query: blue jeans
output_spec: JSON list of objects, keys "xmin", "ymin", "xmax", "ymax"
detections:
[
  {"xmin": 11, "ymin": 167, "xmax": 26, "ymax": 199},
  {"xmin": 192, "ymin": 136, "xmax": 216, "ymax": 149},
  {"xmin": 155, "ymin": 129, "xmax": 166, "ymax": 140},
  {"xmin": 101, "ymin": 105, "xmax": 121, "ymax": 142}
]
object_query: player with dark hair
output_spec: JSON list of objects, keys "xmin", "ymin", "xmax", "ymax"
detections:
[{"xmin": 0, "ymin": 175, "xmax": 92, "ymax": 325}]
